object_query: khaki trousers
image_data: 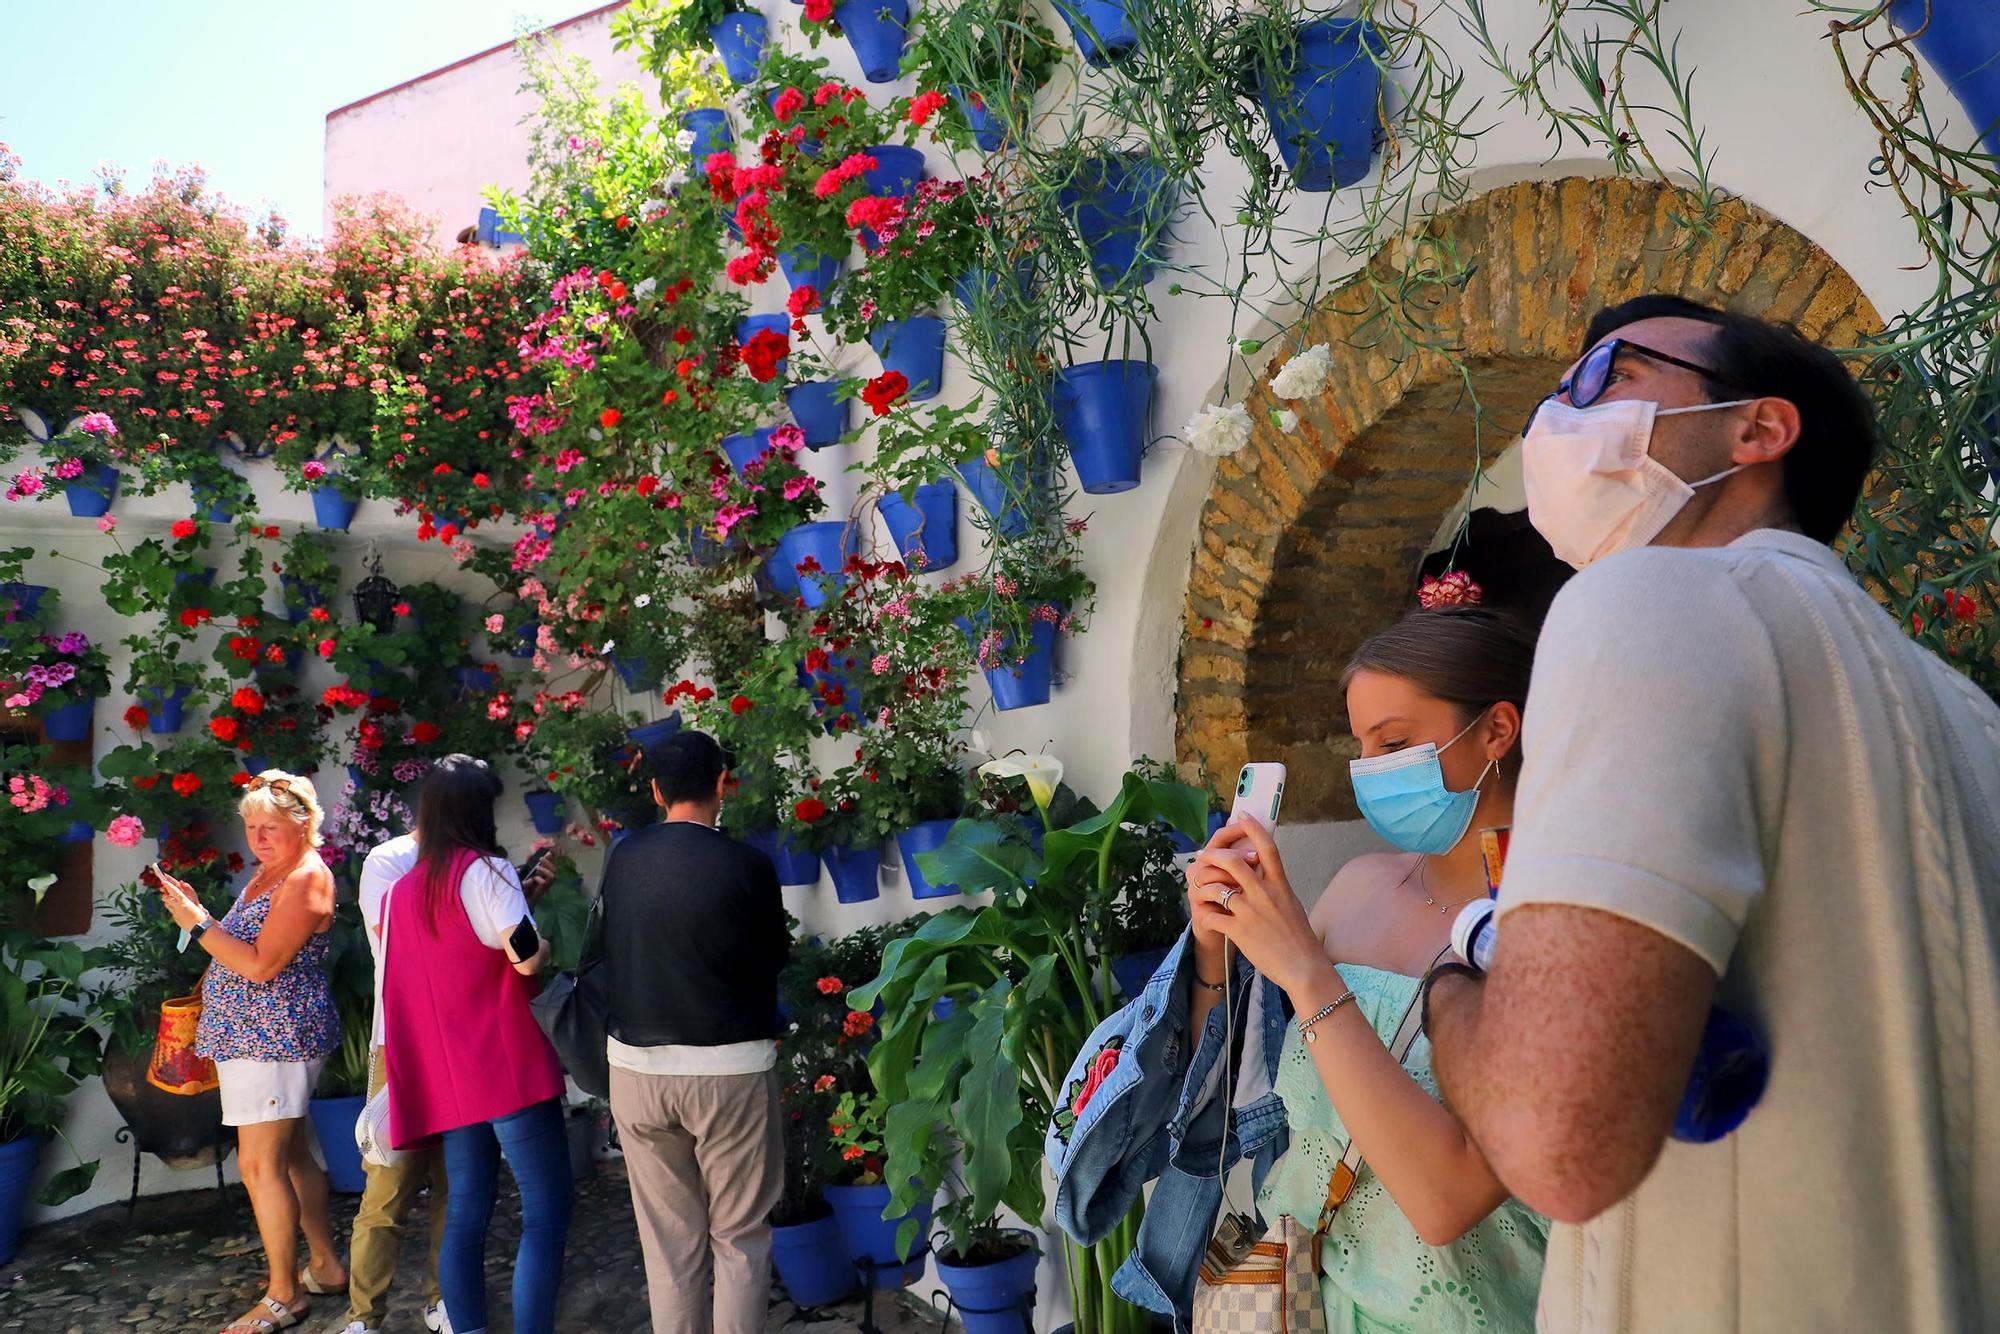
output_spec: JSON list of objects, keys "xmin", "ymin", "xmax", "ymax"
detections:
[
  {"xmin": 347, "ymin": 1049, "xmax": 447, "ymax": 1326},
  {"xmin": 609, "ymin": 1064, "xmax": 783, "ymax": 1334}
]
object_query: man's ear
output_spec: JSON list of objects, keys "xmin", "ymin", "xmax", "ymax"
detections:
[
  {"xmin": 715, "ymin": 770, "xmax": 730, "ymax": 803},
  {"xmin": 651, "ymin": 778, "xmax": 666, "ymax": 808},
  {"xmin": 1731, "ymin": 397, "xmax": 1801, "ymax": 467}
]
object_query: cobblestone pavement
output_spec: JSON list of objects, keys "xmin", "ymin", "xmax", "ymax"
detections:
[{"xmin": 0, "ymin": 1159, "xmax": 943, "ymax": 1334}]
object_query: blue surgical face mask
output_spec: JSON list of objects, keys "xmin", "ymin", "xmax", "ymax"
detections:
[{"xmin": 1348, "ymin": 712, "xmax": 1495, "ymax": 855}]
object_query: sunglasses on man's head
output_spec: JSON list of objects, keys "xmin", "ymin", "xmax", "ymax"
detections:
[{"xmin": 1523, "ymin": 337, "xmax": 1752, "ymax": 433}]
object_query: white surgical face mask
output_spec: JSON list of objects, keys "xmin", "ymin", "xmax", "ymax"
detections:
[{"xmin": 1521, "ymin": 397, "xmax": 1751, "ymax": 569}]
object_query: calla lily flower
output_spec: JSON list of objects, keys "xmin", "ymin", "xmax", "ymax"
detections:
[{"xmin": 978, "ymin": 753, "xmax": 1063, "ymax": 813}]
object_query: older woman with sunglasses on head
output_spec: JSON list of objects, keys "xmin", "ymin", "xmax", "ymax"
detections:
[{"xmin": 158, "ymin": 771, "xmax": 346, "ymax": 1334}]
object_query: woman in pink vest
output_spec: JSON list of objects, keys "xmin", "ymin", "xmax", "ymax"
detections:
[{"xmin": 382, "ymin": 755, "xmax": 572, "ymax": 1334}]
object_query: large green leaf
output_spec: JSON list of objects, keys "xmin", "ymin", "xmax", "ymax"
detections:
[
  {"xmin": 1147, "ymin": 778, "xmax": 1211, "ymax": 844},
  {"xmin": 914, "ymin": 818, "xmax": 1036, "ymax": 897},
  {"xmin": 38, "ymin": 1159, "xmax": 98, "ymax": 1207},
  {"xmin": 958, "ymin": 980, "xmax": 1023, "ymax": 1221},
  {"xmin": 881, "ymin": 1095, "xmax": 945, "ymax": 1226}
]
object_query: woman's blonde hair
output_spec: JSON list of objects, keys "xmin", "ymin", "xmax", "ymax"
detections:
[{"xmin": 237, "ymin": 770, "xmax": 325, "ymax": 849}]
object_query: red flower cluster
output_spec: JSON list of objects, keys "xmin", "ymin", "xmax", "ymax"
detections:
[
  {"xmin": 410, "ymin": 721, "xmax": 440, "ymax": 744},
  {"xmin": 730, "ymin": 693, "xmax": 754, "ymax": 715},
  {"xmin": 815, "ymin": 975, "xmax": 844, "ymax": 995},
  {"xmin": 861, "ymin": 370, "xmax": 908, "ymax": 416},
  {"xmin": 231, "ymin": 686, "xmax": 265, "ymax": 715},
  {"xmin": 908, "ymin": 90, "xmax": 949, "ymax": 128},
  {"xmin": 772, "ymin": 87, "xmax": 806, "ymax": 122},
  {"xmin": 664, "ymin": 679, "xmax": 716, "ymax": 706},
  {"xmin": 796, "ymin": 797, "xmax": 828, "ymax": 824},
  {"xmin": 322, "ymin": 683, "xmax": 369, "ymax": 711},
  {"xmin": 842, "ymin": 1009, "xmax": 874, "ymax": 1038},
  {"xmin": 170, "ymin": 771, "xmax": 201, "ymax": 798},
  {"xmin": 123, "ymin": 704, "xmax": 149, "ymax": 729},
  {"xmin": 786, "ymin": 285, "xmax": 820, "ymax": 318},
  {"xmin": 599, "ymin": 407, "xmax": 622, "ymax": 430},
  {"xmin": 739, "ymin": 328, "xmax": 790, "ymax": 383},
  {"xmin": 209, "ymin": 716, "xmax": 241, "ymax": 743},
  {"xmin": 170, "ymin": 518, "xmax": 197, "ymax": 540},
  {"xmin": 813, "ymin": 152, "xmax": 878, "ymax": 201}
]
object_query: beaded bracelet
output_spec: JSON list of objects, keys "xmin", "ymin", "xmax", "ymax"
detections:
[{"xmin": 1297, "ymin": 989, "xmax": 1356, "ymax": 1044}]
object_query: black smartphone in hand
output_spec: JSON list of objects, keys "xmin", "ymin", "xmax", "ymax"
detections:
[
  {"xmin": 519, "ymin": 846, "xmax": 553, "ymax": 880},
  {"xmin": 506, "ymin": 915, "xmax": 541, "ymax": 963}
]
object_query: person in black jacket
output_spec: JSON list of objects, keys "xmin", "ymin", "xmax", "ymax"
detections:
[{"xmin": 595, "ymin": 729, "xmax": 790, "ymax": 1334}]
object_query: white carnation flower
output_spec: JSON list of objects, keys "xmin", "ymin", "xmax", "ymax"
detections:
[
  {"xmin": 674, "ymin": 129, "xmax": 696, "ymax": 152},
  {"xmin": 1186, "ymin": 403, "xmax": 1253, "ymax": 458},
  {"xmin": 1269, "ymin": 342, "xmax": 1332, "ymax": 400},
  {"xmin": 1273, "ymin": 408, "xmax": 1300, "ymax": 434},
  {"xmin": 633, "ymin": 277, "xmax": 658, "ymax": 300}
]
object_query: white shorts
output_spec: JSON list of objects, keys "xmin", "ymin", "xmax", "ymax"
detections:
[{"xmin": 216, "ymin": 1057, "xmax": 327, "ymax": 1127}]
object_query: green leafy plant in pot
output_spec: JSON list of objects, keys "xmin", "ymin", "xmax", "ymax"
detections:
[
  {"xmin": 0, "ymin": 910, "xmax": 105, "ymax": 1246},
  {"xmin": 849, "ymin": 759, "xmax": 1209, "ymax": 1333}
]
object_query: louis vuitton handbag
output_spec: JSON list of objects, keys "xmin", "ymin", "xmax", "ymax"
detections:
[{"xmin": 1190, "ymin": 962, "xmax": 1425, "ymax": 1333}]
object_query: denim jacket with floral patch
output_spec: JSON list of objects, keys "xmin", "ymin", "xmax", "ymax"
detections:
[{"xmin": 1046, "ymin": 927, "xmax": 1291, "ymax": 1331}]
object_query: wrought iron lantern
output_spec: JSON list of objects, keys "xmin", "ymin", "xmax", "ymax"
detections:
[{"xmin": 352, "ymin": 548, "xmax": 401, "ymax": 633}]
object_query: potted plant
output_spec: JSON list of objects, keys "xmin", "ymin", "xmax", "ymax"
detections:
[
  {"xmin": 0, "ymin": 411, "xmax": 128, "ymax": 517},
  {"xmin": 1053, "ymin": 147, "xmax": 1179, "ymax": 291},
  {"xmin": 0, "ymin": 572, "xmax": 112, "ymax": 743},
  {"xmin": 1246, "ymin": 16, "xmax": 1385, "ymax": 192},
  {"xmin": 205, "ymin": 680, "xmax": 328, "ymax": 778},
  {"xmin": 825, "ymin": 1090, "xmax": 933, "ymax": 1287},
  {"xmin": 901, "ymin": 1, "xmax": 1063, "ymax": 153},
  {"xmin": 799, "ymin": 0, "xmax": 913, "ymax": 83},
  {"xmin": 0, "ymin": 915, "xmax": 105, "ymax": 1264},
  {"xmin": 1054, "ymin": 357, "xmax": 1158, "ymax": 495},
  {"xmin": 850, "ymin": 760, "xmax": 1212, "ymax": 1334},
  {"xmin": 938, "ymin": 531, "xmax": 1094, "ymax": 712},
  {"xmin": 308, "ymin": 901, "xmax": 374, "ymax": 1194}
]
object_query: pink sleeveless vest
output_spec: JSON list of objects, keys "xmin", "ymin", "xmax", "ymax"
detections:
[{"xmin": 382, "ymin": 847, "xmax": 565, "ymax": 1148}]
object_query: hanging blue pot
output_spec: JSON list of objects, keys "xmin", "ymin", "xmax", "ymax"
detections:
[
  {"xmin": 897, "ymin": 818, "xmax": 962, "ymax": 899},
  {"xmin": 307, "ymin": 1095, "xmax": 368, "ymax": 1193},
  {"xmin": 1165, "ymin": 808, "xmax": 1229, "ymax": 855},
  {"xmin": 856, "ymin": 145, "xmax": 926, "ymax": 248},
  {"xmin": 173, "ymin": 566, "xmax": 217, "ymax": 599},
  {"xmin": 194, "ymin": 483, "xmax": 234, "ymax": 525},
  {"xmin": 630, "ymin": 714, "xmax": 683, "ymax": 753},
  {"xmin": 1111, "ymin": 946, "xmax": 1172, "ymax": 1001},
  {"xmin": 798, "ymin": 656, "xmax": 863, "ymax": 734},
  {"xmin": 1255, "ymin": 19, "xmax": 1384, "ymax": 192},
  {"xmin": 524, "ymin": 789, "xmax": 566, "ymax": 836},
  {"xmin": 834, "ymin": 0, "xmax": 911, "ymax": 83},
  {"xmin": 779, "ymin": 522, "xmax": 860, "ymax": 609},
  {"xmin": 959, "ymin": 617, "xmax": 1057, "ymax": 711},
  {"xmin": 753, "ymin": 830, "xmax": 823, "ymax": 887},
  {"xmin": 0, "ymin": 582, "xmax": 50, "ymax": 618},
  {"xmin": 311, "ymin": 485, "xmax": 360, "ymax": 531},
  {"xmin": 609, "ymin": 655, "xmax": 662, "ymax": 693},
  {"xmin": 279, "ymin": 575, "xmax": 325, "ymax": 624},
  {"xmin": 878, "ymin": 482, "xmax": 958, "ymax": 571},
  {"xmin": 41, "ymin": 696, "xmax": 95, "ymax": 743},
  {"xmin": 63, "ymin": 464, "xmax": 118, "ymax": 518},
  {"xmin": 722, "ymin": 426, "xmax": 777, "ymax": 479},
  {"xmin": 823, "ymin": 843, "xmax": 882, "ymax": 904},
  {"xmin": 0, "ymin": 1134, "xmax": 44, "ymax": 1267},
  {"xmin": 951, "ymin": 85, "xmax": 1010, "ymax": 152},
  {"xmin": 511, "ymin": 620, "xmax": 541, "ymax": 660},
  {"xmin": 826, "ymin": 1181, "xmax": 930, "ymax": 1287},
  {"xmin": 953, "ymin": 260, "xmax": 1034, "ymax": 311},
  {"xmin": 710, "ymin": 11, "xmax": 768, "ymax": 84},
  {"xmin": 682, "ymin": 109, "xmax": 734, "ymax": 165},
  {"xmin": 936, "ymin": 1234, "xmax": 1041, "ymax": 1334},
  {"xmin": 1055, "ymin": 359, "xmax": 1157, "ymax": 495},
  {"xmin": 868, "ymin": 316, "xmax": 946, "ymax": 401},
  {"xmin": 954, "ymin": 458, "xmax": 1030, "ymax": 539},
  {"xmin": 139, "ymin": 686, "xmax": 191, "ymax": 734},
  {"xmin": 771, "ymin": 1211, "xmax": 857, "ymax": 1307},
  {"xmin": 450, "ymin": 663, "xmax": 495, "ymax": 698},
  {"xmin": 60, "ymin": 819, "xmax": 94, "ymax": 844},
  {"xmin": 242, "ymin": 753, "xmax": 271, "ymax": 778},
  {"xmin": 778, "ymin": 247, "xmax": 843, "ymax": 294},
  {"xmin": 1059, "ymin": 153, "xmax": 1176, "ymax": 289},
  {"xmin": 1888, "ymin": 0, "xmax": 2000, "ymax": 151},
  {"xmin": 787, "ymin": 380, "xmax": 851, "ymax": 449},
  {"xmin": 1051, "ymin": 0, "xmax": 1141, "ymax": 66}
]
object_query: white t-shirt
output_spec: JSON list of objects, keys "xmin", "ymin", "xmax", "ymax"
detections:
[
  {"xmin": 358, "ymin": 834, "xmax": 534, "ymax": 1048},
  {"xmin": 1498, "ymin": 530, "xmax": 2000, "ymax": 1332}
]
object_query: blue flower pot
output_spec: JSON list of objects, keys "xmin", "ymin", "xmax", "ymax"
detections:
[
  {"xmin": 951, "ymin": 85, "xmax": 1010, "ymax": 152},
  {"xmin": 897, "ymin": 818, "xmax": 961, "ymax": 898},
  {"xmin": 825, "ymin": 1181, "xmax": 931, "ymax": 1286},
  {"xmin": 954, "ymin": 458, "xmax": 1030, "ymax": 539},
  {"xmin": 243, "ymin": 753, "xmax": 271, "ymax": 777},
  {"xmin": 450, "ymin": 663, "xmax": 496, "ymax": 698},
  {"xmin": 1888, "ymin": 0, "xmax": 2000, "ymax": 151},
  {"xmin": 630, "ymin": 714, "xmax": 683, "ymax": 753},
  {"xmin": 1055, "ymin": 359, "xmax": 1157, "ymax": 495},
  {"xmin": 1052, "ymin": 0, "xmax": 1141, "ymax": 65},
  {"xmin": 936, "ymin": 1235, "xmax": 1041, "ymax": 1334},
  {"xmin": 878, "ymin": 482, "xmax": 958, "ymax": 571},
  {"xmin": 1059, "ymin": 153, "xmax": 1176, "ymax": 289},
  {"xmin": 511, "ymin": 620, "xmax": 540, "ymax": 659},
  {"xmin": 0, "ymin": 1134, "xmax": 44, "ymax": 1267},
  {"xmin": 710, "ymin": 10, "xmax": 768, "ymax": 84},
  {"xmin": 347, "ymin": 765, "xmax": 368, "ymax": 792},
  {"xmin": 764, "ymin": 547, "xmax": 801, "ymax": 599},
  {"xmin": 780, "ymin": 522, "xmax": 860, "ymax": 609},
  {"xmin": 959, "ymin": 617, "xmax": 1057, "ymax": 711},
  {"xmin": 1255, "ymin": 18, "xmax": 1383, "ymax": 191},
  {"xmin": 787, "ymin": 380, "xmax": 851, "ymax": 449},
  {"xmin": 1165, "ymin": 808, "xmax": 1229, "ymax": 855},
  {"xmin": 736, "ymin": 313, "xmax": 791, "ymax": 376},
  {"xmin": 609, "ymin": 654, "xmax": 662, "ymax": 693},
  {"xmin": 60, "ymin": 819, "xmax": 93, "ymax": 844},
  {"xmin": 798, "ymin": 656, "xmax": 863, "ymax": 734},
  {"xmin": 311, "ymin": 485, "xmax": 359, "ymax": 531},
  {"xmin": 0, "ymin": 582, "xmax": 50, "ymax": 618},
  {"xmin": 42, "ymin": 696, "xmax": 95, "ymax": 743},
  {"xmin": 752, "ymin": 830, "xmax": 823, "ymax": 887},
  {"xmin": 857, "ymin": 145, "xmax": 926, "ymax": 248},
  {"xmin": 280, "ymin": 575, "xmax": 326, "ymax": 623},
  {"xmin": 824, "ymin": 843, "xmax": 882, "ymax": 904},
  {"xmin": 682, "ymin": 108, "xmax": 734, "ymax": 165},
  {"xmin": 172, "ymin": 566, "xmax": 217, "ymax": 597},
  {"xmin": 139, "ymin": 685, "xmax": 191, "ymax": 734},
  {"xmin": 722, "ymin": 426, "xmax": 777, "ymax": 479},
  {"xmin": 306, "ymin": 1095, "xmax": 368, "ymax": 1194},
  {"xmin": 868, "ymin": 316, "xmax": 946, "ymax": 401},
  {"xmin": 834, "ymin": 0, "xmax": 911, "ymax": 83},
  {"xmin": 1111, "ymin": 946, "xmax": 1172, "ymax": 1000},
  {"xmin": 778, "ymin": 247, "xmax": 843, "ymax": 294},
  {"xmin": 953, "ymin": 261, "xmax": 1034, "ymax": 311},
  {"xmin": 524, "ymin": 789, "xmax": 566, "ymax": 835},
  {"xmin": 772, "ymin": 1211, "xmax": 857, "ymax": 1307},
  {"xmin": 63, "ymin": 463, "xmax": 118, "ymax": 518},
  {"xmin": 194, "ymin": 485, "xmax": 234, "ymax": 525}
]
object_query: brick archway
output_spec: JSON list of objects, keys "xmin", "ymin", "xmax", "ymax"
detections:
[{"xmin": 1174, "ymin": 176, "xmax": 1881, "ymax": 821}]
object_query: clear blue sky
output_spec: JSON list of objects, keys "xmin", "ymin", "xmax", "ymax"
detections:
[{"xmin": 2, "ymin": 1, "xmax": 608, "ymax": 238}]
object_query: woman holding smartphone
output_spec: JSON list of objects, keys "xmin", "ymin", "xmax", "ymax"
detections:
[
  {"xmin": 378, "ymin": 755, "xmax": 572, "ymax": 1334},
  {"xmin": 157, "ymin": 771, "xmax": 346, "ymax": 1334},
  {"xmin": 1048, "ymin": 602, "xmax": 1549, "ymax": 1331}
]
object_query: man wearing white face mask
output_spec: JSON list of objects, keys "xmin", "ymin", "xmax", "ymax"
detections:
[{"xmin": 1424, "ymin": 295, "xmax": 2000, "ymax": 1333}]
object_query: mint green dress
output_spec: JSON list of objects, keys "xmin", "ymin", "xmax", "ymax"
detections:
[{"xmin": 1255, "ymin": 965, "xmax": 1549, "ymax": 1332}]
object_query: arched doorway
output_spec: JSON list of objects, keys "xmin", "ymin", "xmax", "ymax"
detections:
[{"xmin": 1174, "ymin": 176, "xmax": 1881, "ymax": 821}]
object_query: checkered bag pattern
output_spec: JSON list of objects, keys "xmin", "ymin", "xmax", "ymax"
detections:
[{"xmin": 1190, "ymin": 1214, "xmax": 1327, "ymax": 1334}]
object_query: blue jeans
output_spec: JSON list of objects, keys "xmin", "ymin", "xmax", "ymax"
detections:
[{"xmin": 439, "ymin": 1097, "xmax": 574, "ymax": 1334}]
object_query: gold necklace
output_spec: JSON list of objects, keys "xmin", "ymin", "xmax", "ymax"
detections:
[{"xmin": 1410, "ymin": 856, "xmax": 1485, "ymax": 916}]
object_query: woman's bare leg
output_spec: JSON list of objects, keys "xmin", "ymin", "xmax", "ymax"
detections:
[
  {"xmin": 236, "ymin": 1119, "xmax": 304, "ymax": 1306},
  {"xmin": 287, "ymin": 1124, "xmax": 347, "ymax": 1289}
]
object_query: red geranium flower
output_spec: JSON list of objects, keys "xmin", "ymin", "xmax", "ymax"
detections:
[
  {"xmin": 786, "ymin": 285, "xmax": 820, "ymax": 318},
  {"xmin": 816, "ymin": 975, "xmax": 844, "ymax": 995},
  {"xmin": 813, "ymin": 1074, "xmax": 837, "ymax": 1093},
  {"xmin": 308, "ymin": 606, "xmax": 330, "ymax": 622},
  {"xmin": 123, "ymin": 704, "xmax": 150, "ymax": 729},
  {"xmin": 600, "ymin": 407, "xmax": 622, "ymax": 429},
  {"xmin": 908, "ymin": 90, "xmax": 949, "ymax": 127},
  {"xmin": 410, "ymin": 721, "xmax": 440, "ymax": 744},
  {"xmin": 230, "ymin": 771, "xmax": 253, "ymax": 787},
  {"xmin": 170, "ymin": 771, "xmax": 201, "ymax": 798},
  {"xmin": 231, "ymin": 686, "xmax": 265, "ymax": 714},
  {"xmin": 209, "ymin": 717, "xmax": 240, "ymax": 743},
  {"xmin": 772, "ymin": 87, "xmax": 805, "ymax": 122},
  {"xmin": 796, "ymin": 797, "xmax": 828, "ymax": 824},
  {"xmin": 861, "ymin": 370, "xmax": 909, "ymax": 416},
  {"xmin": 730, "ymin": 694, "xmax": 754, "ymax": 715},
  {"xmin": 170, "ymin": 518, "xmax": 197, "ymax": 540}
]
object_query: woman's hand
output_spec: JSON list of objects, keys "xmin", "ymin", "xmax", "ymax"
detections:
[
  {"xmin": 156, "ymin": 871, "xmax": 209, "ymax": 931},
  {"xmin": 1188, "ymin": 818, "xmax": 1337, "ymax": 1000}
]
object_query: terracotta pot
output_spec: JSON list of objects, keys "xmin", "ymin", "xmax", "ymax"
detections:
[{"xmin": 102, "ymin": 1040, "xmax": 233, "ymax": 1171}]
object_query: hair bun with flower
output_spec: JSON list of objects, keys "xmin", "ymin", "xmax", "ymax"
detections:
[{"xmin": 1417, "ymin": 570, "xmax": 1484, "ymax": 609}]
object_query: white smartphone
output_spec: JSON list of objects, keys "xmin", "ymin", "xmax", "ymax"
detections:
[{"xmin": 1228, "ymin": 762, "xmax": 1286, "ymax": 831}]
